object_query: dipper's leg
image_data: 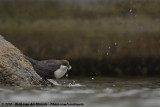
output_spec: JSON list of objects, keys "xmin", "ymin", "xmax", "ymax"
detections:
[{"xmin": 47, "ymin": 79, "xmax": 60, "ymax": 85}]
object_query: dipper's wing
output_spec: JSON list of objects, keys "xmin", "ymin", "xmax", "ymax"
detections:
[
  {"xmin": 46, "ymin": 62, "xmax": 60, "ymax": 72},
  {"xmin": 34, "ymin": 61, "xmax": 60, "ymax": 78},
  {"xmin": 37, "ymin": 61, "xmax": 60, "ymax": 72}
]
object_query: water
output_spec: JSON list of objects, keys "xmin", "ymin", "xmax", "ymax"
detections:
[{"xmin": 1, "ymin": 77, "xmax": 160, "ymax": 107}]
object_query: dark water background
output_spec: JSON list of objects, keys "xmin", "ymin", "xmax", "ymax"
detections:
[
  {"xmin": 1, "ymin": 77, "xmax": 160, "ymax": 107},
  {"xmin": 0, "ymin": 0, "xmax": 160, "ymax": 76}
]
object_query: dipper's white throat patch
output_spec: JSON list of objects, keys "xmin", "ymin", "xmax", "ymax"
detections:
[{"xmin": 54, "ymin": 65, "xmax": 68, "ymax": 79}]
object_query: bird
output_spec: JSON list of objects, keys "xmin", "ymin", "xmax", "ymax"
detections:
[{"xmin": 25, "ymin": 56, "xmax": 72, "ymax": 80}]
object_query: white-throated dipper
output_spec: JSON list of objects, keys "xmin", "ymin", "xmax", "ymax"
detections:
[{"xmin": 25, "ymin": 56, "xmax": 72, "ymax": 79}]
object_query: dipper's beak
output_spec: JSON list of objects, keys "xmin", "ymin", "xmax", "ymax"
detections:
[{"xmin": 68, "ymin": 66, "xmax": 72, "ymax": 70}]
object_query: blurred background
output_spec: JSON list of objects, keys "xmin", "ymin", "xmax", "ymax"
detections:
[{"xmin": 0, "ymin": 0, "xmax": 160, "ymax": 77}]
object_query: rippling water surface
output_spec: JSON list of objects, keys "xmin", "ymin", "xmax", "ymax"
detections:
[{"xmin": 1, "ymin": 77, "xmax": 160, "ymax": 107}]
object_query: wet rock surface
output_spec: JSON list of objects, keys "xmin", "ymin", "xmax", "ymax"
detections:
[{"xmin": 0, "ymin": 35, "xmax": 52, "ymax": 86}]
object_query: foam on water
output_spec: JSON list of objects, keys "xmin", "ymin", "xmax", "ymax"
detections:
[
  {"xmin": 61, "ymin": 89, "xmax": 95, "ymax": 94},
  {"xmin": 68, "ymin": 83, "xmax": 85, "ymax": 87}
]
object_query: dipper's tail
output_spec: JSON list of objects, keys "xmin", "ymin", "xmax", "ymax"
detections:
[{"xmin": 24, "ymin": 55, "xmax": 37, "ymax": 65}]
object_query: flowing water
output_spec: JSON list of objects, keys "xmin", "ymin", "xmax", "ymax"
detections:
[{"xmin": 1, "ymin": 77, "xmax": 160, "ymax": 107}]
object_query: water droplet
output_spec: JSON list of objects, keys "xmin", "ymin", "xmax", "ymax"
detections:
[
  {"xmin": 134, "ymin": 14, "xmax": 137, "ymax": 17},
  {"xmin": 92, "ymin": 77, "xmax": 94, "ymax": 80},
  {"xmin": 140, "ymin": 26, "xmax": 144, "ymax": 30},
  {"xmin": 108, "ymin": 46, "xmax": 111, "ymax": 49},
  {"xmin": 128, "ymin": 40, "xmax": 132, "ymax": 43},
  {"xmin": 130, "ymin": 1, "xmax": 133, "ymax": 4},
  {"xmin": 129, "ymin": 9, "xmax": 132, "ymax": 12},
  {"xmin": 107, "ymin": 52, "xmax": 109, "ymax": 55},
  {"xmin": 66, "ymin": 74, "xmax": 68, "ymax": 78},
  {"xmin": 114, "ymin": 43, "xmax": 117, "ymax": 46}
]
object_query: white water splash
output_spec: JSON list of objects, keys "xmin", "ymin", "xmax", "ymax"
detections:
[
  {"xmin": 66, "ymin": 74, "xmax": 68, "ymax": 78},
  {"xmin": 68, "ymin": 83, "xmax": 85, "ymax": 87}
]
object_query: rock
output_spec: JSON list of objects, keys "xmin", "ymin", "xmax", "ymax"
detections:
[{"xmin": 0, "ymin": 35, "xmax": 53, "ymax": 86}]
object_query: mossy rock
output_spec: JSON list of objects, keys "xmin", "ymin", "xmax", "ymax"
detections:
[{"xmin": 0, "ymin": 35, "xmax": 52, "ymax": 86}]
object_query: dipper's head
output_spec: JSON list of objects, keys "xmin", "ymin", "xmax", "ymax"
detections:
[
  {"xmin": 53, "ymin": 60, "xmax": 72, "ymax": 79},
  {"xmin": 60, "ymin": 60, "xmax": 72, "ymax": 70}
]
